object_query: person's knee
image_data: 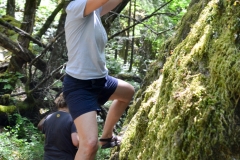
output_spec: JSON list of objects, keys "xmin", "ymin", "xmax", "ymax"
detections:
[
  {"xmin": 75, "ymin": 138, "xmax": 98, "ymax": 159},
  {"xmin": 83, "ymin": 138, "xmax": 98, "ymax": 154},
  {"xmin": 130, "ymin": 85, "xmax": 135, "ymax": 95},
  {"xmin": 127, "ymin": 84, "xmax": 135, "ymax": 100}
]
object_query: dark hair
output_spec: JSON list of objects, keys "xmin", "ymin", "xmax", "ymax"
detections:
[{"xmin": 54, "ymin": 93, "xmax": 67, "ymax": 109}]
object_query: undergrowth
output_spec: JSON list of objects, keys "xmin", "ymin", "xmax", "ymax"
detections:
[{"xmin": 0, "ymin": 113, "xmax": 44, "ymax": 160}]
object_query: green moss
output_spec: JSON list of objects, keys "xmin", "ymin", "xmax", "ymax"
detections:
[
  {"xmin": 117, "ymin": 0, "xmax": 240, "ymax": 159},
  {"xmin": 0, "ymin": 15, "xmax": 21, "ymax": 41},
  {"xmin": 1, "ymin": 15, "xmax": 21, "ymax": 28},
  {"xmin": 17, "ymin": 101, "xmax": 30, "ymax": 110},
  {"xmin": 0, "ymin": 105, "xmax": 16, "ymax": 113},
  {"xmin": 120, "ymin": 77, "xmax": 163, "ymax": 159}
]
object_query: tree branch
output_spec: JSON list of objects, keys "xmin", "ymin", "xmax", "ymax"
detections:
[
  {"xmin": 0, "ymin": 18, "xmax": 47, "ymax": 48},
  {"xmin": 29, "ymin": 30, "xmax": 65, "ymax": 67},
  {"xmin": 34, "ymin": 0, "xmax": 66, "ymax": 39},
  {"xmin": 0, "ymin": 32, "xmax": 46, "ymax": 72},
  {"xmin": 109, "ymin": 11, "xmax": 175, "ymax": 35},
  {"xmin": 10, "ymin": 63, "xmax": 65, "ymax": 97},
  {"xmin": 29, "ymin": 63, "xmax": 65, "ymax": 93},
  {"xmin": 108, "ymin": 0, "xmax": 173, "ymax": 40}
]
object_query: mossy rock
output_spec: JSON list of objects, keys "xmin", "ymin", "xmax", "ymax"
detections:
[{"xmin": 114, "ymin": 0, "xmax": 240, "ymax": 160}]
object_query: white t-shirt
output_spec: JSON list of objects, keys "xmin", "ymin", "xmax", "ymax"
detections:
[{"xmin": 65, "ymin": 0, "xmax": 108, "ymax": 79}]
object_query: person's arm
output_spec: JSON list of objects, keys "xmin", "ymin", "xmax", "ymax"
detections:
[
  {"xmin": 101, "ymin": 0, "xmax": 122, "ymax": 16},
  {"xmin": 37, "ymin": 116, "xmax": 46, "ymax": 131},
  {"xmin": 71, "ymin": 132, "xmax": 79, "ymax": 147},
  {"xmin": 83, "ymin": 0, "xmax": 122, "ymax": 17},
  {"xmin": 84, "ymin": 0, "xmax": 109, "ymax": 16},
  {"xmin": 70, "ymin": 122, "xmax": 79, "ymax": 147}
]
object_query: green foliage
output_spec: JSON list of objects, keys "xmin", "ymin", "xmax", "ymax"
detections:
[
  {"xmin": 106, "ymin": 54, "xmax": 122, "ymax": 75},
  {"xmin": 108, "ymin": 0, "xmax": 190, "ymax": 78},
  {"xmin": 95, "ymin": 120, "xmax": 111, "ymax": 160},
  {"xmin": 0, "ymin": 0, "xmax": 6, "ymax": 16},
  {"xmin": 0, "ymin": 114, "xmax": 44, "ymax": 160},
  {"xmin": 35, "ymin": 0, "xmax": 59, "ymax": 35},
  {"xmin": 96, "ymin": 148, "xmax": 111, "ymax": 160},
  {"xmin": 0, "ymin": 72, "xmax": 24, "ymax": 92}
]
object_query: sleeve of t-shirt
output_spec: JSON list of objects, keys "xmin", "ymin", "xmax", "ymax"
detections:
[
  {"xmin": 42, "ymin": 120, "xmax": 46, "ymax": 134},
  {"xmin": 96, "ymin": 7, "xmax": 102, "ymax": 16},
  {"xmin": 71, "ymin": 123, "xmax": 77, "ymax": 133},
  {"xmin": 66, "ymin": 0, "xmax": 87, "ymax": 19},
  {"xmin": 42, "ymin": 114, "xmax": 53, "ymax": 134}
]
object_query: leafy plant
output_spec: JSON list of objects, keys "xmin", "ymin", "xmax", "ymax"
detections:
[
  {"xmin": 0, "ymin": 114, "xmax": 44, "ymax": 160},
  {"xmin": 0, "ymin": 72, "xmax": 24, "ymax": 93},
  {"xmin": 96, "ymin": 120, "xmax": 111, "ymax": 160},
  {"xmin": 106, "ymin": 54, "xmax": 122, "ymax": 75}
]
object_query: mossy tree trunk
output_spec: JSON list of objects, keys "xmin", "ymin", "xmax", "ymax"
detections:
[{"xmin": 113, "ymin": 0, "xmax": 240, "ymax": 159}]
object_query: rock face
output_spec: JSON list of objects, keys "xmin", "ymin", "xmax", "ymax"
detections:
[{"xmin": 111, "ymin": 0, "xmax": 240, "ymax": 159}]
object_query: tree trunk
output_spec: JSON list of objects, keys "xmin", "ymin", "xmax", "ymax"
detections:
[
  {"xmin": 0, "ymin": 32, "xmax": 46, "ymax": 72},
  {"xmin": 123, "ymin": 0, "xmax": 131, "ymax": 64},
  {"xmin": 6, "ymin": 0, "xmax": 15, "ymax": 17},
  {"xmin": 8, "ymin": 0, "xmax": 37, "ymax": 73},
  {"xmin": 34, "ymin": 1, "xmax": 65, "ymax": 39},
  {"xmin": 128, "ymin": 0, "xmax": 136, "ymax": 72},
  {"xmin": 111, "ymin": 0, "xmax": 240, "ymax": 159}
]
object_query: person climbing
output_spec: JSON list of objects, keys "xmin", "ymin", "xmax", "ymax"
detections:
[
  {"xmin": 38, "ymin": 93, "xmax": 79, "ymax": 160},
  {"xmin": 62, "ymin": 0, "xmax": 135, "ymax": 159}
]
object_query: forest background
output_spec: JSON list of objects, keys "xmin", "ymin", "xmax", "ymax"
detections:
[
  {"xmin": 0, "ymin": 0, "xmax": 190, "ymax": 159},
  {"xmin": 0, "ymin": 0, "xmax": 240, "ymax": 160},
  {"xmin": 1, "ymin": 0, "xmax": 240, "ymax": 159}
]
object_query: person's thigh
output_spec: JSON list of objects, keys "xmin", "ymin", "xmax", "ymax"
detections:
[
  {"xmin": 109, "ymin": 79, "xmax": 134, "ymax": 102},
  {"xmin": 74, "ymin": 111, "xmax": 98, "ymax": 144}
]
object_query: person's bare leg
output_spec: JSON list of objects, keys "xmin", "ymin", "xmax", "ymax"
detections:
[
  {"xmin": 100, "ymin": 79, "xmax": 135, "ymax": 141},
  {"xmin": 74, "ymin": 111, "xmax": 98, "ymax": 160}
]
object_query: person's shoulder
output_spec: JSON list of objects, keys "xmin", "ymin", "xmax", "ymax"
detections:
[
  {"xmin": 59, "ymin": 112, "xmax": 73, "ymax": 120},
  {"xmin": 44, "ymin": 113, "xmax": 52, "ymax": 121}
]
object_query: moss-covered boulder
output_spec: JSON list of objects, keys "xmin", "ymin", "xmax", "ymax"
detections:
[{"xmin": 113, "ymin": 0, "xmax": 240, "ymax": 159}]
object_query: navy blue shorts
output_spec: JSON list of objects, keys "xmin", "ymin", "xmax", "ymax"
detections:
[{"xmin": 62, "ymin": 74, "xmax": 118, "ymax": 120}]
